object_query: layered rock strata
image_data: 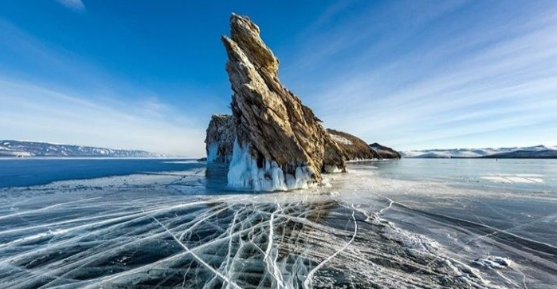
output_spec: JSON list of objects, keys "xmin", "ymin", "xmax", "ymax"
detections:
[
  {"xmin": 219, "ymin": 14, "xmax": 346, "ymax": 190},
  {"xmin": 327, "ymin": 129, "xmax": 379, "ymax": 161},
  {"xmin": 207, "ymin": 14, "xmax": 399, "ymax": 191}
]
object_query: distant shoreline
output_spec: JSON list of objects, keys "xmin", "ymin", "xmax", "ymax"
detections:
[
  {"xmin": 403, "ymin": 157, "xmax": 557, "ymax": 159},
  {"xmin": 0, "ymin": 156, "xmax": 194, "ymax": 160}
]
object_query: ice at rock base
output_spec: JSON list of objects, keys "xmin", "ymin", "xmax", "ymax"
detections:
[
  {"xmin": 206, "ymin": 143, "xmax": 219, "ymax": 163},
  {"xmin": 323, "ymin": 165, "xmax": 342, "ymax": 173},
  {"xmin": 227, "ymin": 140, "xmax": 314, "ymax": 191}
]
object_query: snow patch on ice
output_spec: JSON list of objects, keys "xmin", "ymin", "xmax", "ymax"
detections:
[
  {"xmin": 474, "ymin": 256, "xmax": 513, "ymax": 269},
  {"xmin": 481, "ymin": 173, "xmax": 544, "ymax": 183},
  {"xmin": 0, "ymin": 229, "xmax": 69, "ymax": 248},
  {"xmin": 351, "ymin": 203, "xmax": 440, "ymax": 253},
  {"xmin": 374, "ymin": 217, "xmax": 441, "ymax": 252}
]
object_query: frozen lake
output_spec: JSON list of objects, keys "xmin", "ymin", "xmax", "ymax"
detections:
[
  {"xmin": 0, "ymin": 158, "xmax": 556, "ymax": 288},
  {"xmin": 0, "ymin": 158, "xmax": 205, "ymax": 188}
]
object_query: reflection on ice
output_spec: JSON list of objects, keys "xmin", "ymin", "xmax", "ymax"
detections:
[{"xmin": 1, "ymin": 161, "xmax": 557, "ymax": 288}]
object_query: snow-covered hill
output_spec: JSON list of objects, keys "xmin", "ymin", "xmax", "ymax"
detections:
[
  {"xmin": 369, "ymin": 143, "xmax": 401, "ymax": 159},
  {"xmin": 0, "ymin": 140, "xmax": 162, "ymax": 158},
  {"xmin": 401, "ymin": 145, "xmax": 557, "ymax": 159}
]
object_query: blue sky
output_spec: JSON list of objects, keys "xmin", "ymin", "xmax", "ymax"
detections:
[{"xmin": 1, "ymin": 0, "xmax": 556, "ymax": 156}]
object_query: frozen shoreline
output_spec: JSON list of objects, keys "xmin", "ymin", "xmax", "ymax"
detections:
[{"xmin": 1, "ymin": 160, "xmax": 556, "ymax": 288}]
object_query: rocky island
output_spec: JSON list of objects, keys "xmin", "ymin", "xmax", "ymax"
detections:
[
  {"xmin": 206, "ymin": 14, "xmax": 399, "ymax": 191},
  {"xmin": 327, "ymin": 129, "xmax": 379, "ymax": 161}
]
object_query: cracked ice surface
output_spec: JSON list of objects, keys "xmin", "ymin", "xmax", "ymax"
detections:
[{"xmin": 1, "ymin": 160, "xmax": 557, "ymax": 288}]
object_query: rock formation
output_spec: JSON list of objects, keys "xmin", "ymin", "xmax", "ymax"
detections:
[
  {"xmin": 205, "ymin": 122, "xmax": 401, "ymax": 164},
  {"xmin": 205, "ymin": 114, "xmax": 235, "ymax": 163},
  {"xmin": 370, "ymin": 143, "xmax": 401, "ymax": 159},
  {"xmin": 205, "ymin": 14, "xmax": 399, "ymax": 191},
  {"xmin": 328, "ymin": 129, "xmax": 379, "ymax": 161},
  {"xmin": 219, "ymin": 13, "xmax": 346, "ymax": 190}
]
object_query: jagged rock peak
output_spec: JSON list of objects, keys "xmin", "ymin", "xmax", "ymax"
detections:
[
  {"xmin": 228, "ymin": 13, "xmax": 279, "ymax": 75},
  {"xmin": 220, "ymin": 13, "xmax": 346, "ymax": 190}
]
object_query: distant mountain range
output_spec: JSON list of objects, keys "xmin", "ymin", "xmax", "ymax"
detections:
[
  {"xmin": 401, "ymin": 145, "xmax": 557, "ymax": 159},
  {"xmin": 0, "ymin": 140, "xmax": 162, "ymax": 158}
]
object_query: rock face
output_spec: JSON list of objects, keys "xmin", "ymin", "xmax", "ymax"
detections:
[
  {"xmin": 328, "ymin": 129, "xmax": 378, "ymax": 161},
  {"xmin": 207, "ymin": 14, "xmax": 400, "ymax": 191},
  {"xmin": 370, "ymin": 143, "xmax": 401, "ymax": 159},
  {"xmin": 205, "ymin": 114, "xmax": 235, "ymax": 163},
  {"xmin": 220, "ymin": 14, "xmax": 345, "ymax": 190}
]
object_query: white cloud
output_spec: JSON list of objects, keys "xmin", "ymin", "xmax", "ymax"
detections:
[
  {"xmin": 54, "ymin": 0, "xmax": 86, "ymax": 12},
  {"xmin": 0, "ymin": 18, "xmax": 207, "ymax": 157},
  {"xmin": 282, "ymin": 0, "xmax": 557, "ymax": 150},
  {"xmin": 0, "ymin": 79, "xmax": 206, "ymax": 157}
]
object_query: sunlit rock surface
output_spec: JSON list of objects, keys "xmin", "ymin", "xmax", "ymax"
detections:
[
  {"xmin": 327, "ymin": 129, "xmax": 378, "ymax": 161},
  {"xmin": 206, "ymin": 14, "xmax": 401, "ymax": 191},
  {"xmin": 220, "ymin": 14, "xmax": 345, "ymax": 190}
]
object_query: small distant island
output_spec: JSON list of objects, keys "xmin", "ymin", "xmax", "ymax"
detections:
[{"xmin": 0, "ymin": 140, "xmax": 162, "ymax": 158}]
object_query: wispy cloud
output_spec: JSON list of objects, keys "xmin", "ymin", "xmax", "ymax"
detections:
[
  {"xmin": 2, "ymin": 1, "xmax": 556, "ymax": 154},
  {"xmin": 0, "ymin": 78, "xmax": 205, "ymax": 156},
  {"xmin": 282, "ymin": 0, "xmax": 557, "ymax": 150},
  {"xmin": 0, "ymin": 17, "xmax": 206, "ymax": 156},
  {"xmin": 54, "ymin": 0, "xmax": 86, "ymax": 12}
]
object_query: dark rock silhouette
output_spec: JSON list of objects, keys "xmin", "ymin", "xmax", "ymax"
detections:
[{"xmin": 370, "ymin": 143, "xmax": 401, "ymax": 159}]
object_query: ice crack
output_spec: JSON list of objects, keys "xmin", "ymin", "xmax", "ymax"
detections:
[
  {"xmin": 303, "ymin": 209, "xmax": 358, "ymax": 289},
  {"xmin": 151, "ymin": 216, "xmax": 242, "ymax": 289}
]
